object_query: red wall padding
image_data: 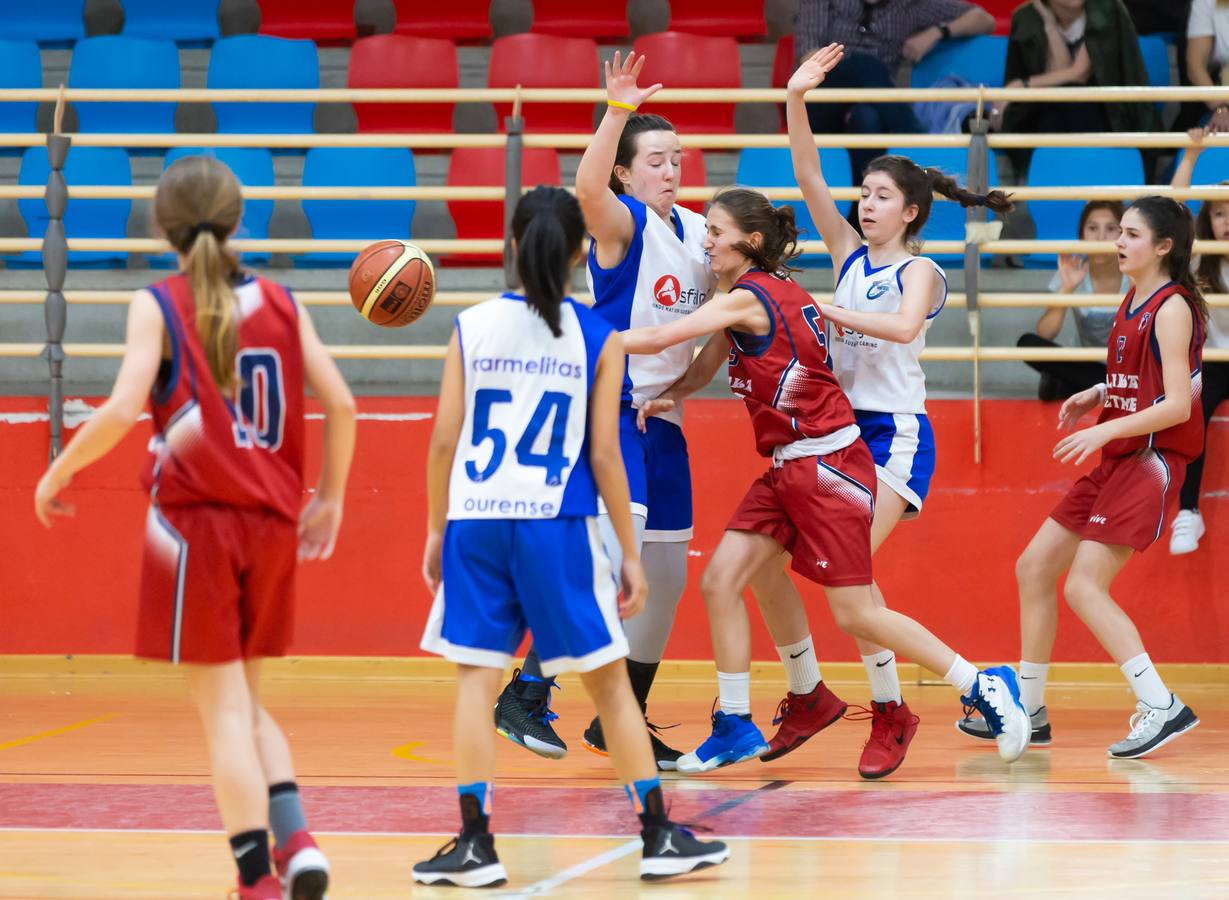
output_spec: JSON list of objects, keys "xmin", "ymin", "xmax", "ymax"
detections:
[{"xmin": 2, "ymin": 398, "xmax": 1225, "ymax": 662}]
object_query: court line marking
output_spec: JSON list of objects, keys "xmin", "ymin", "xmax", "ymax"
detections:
[
  {"xmin": 390, "ymin": 741, "xmax": 446, "ymax": 764},
  {"xmin": 0, "ymin": 714, "xmax": 119, "ymax": 753}
]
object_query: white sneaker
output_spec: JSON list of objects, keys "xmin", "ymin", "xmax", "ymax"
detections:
[{"xmin": 1169, "ymin": 509, "xmax": 1204, "ymax": 555}]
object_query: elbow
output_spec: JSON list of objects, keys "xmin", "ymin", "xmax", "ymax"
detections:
[
  {"xmin": 971, "ymin": 9, "xmax": 995, "ymax": 33},
  {"xmin": 327, "ymin": 390, "xmax": 357, "ymax": 422}
]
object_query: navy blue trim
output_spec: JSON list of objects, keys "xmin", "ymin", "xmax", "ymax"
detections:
[
  {"xmin": 728, "ymin": 278, "xmax": 777, "ymax": 358},
  {"xmin": 147, "ymin": 283, "xmax": 182, "ymax": 406},
  {"xmin": 282, "ymin": 283, "xmax": 300, "ymax": 318},
  {"xmin": 817, "ymin": 457, "xmax": 875, "ymax": 518},
  {"xmin": 836, "ymin": 245, "xmax": 867, "ymax": 288},
  {"xmin": 1126, "ymin": 281, "xmax": 1176, "ymax": 320}
]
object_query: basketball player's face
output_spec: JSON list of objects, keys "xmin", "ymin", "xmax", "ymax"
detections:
[
  {"xmin": 622, "ymin": 131, "xmax": 682, "ymax": 218},
  {"xmin": 703, "ymin": 205, "xmax": 756, "ymax": 285},
  {"xmin": 1116, "ymin": 208, "xmax": 1170, "ymax": 278},
  {"xmin": 858, "ymin": 172, "xmax": 914, "ymax": 247}
]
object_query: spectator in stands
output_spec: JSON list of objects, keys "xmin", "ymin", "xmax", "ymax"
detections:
[
  {"xmin": 794, "ymin": 0, "xmax": 996, "ymax": 175},
  {"xmin": 1168, "ymin": 127, "xmax": 1229, "ymax": 553},
  {"xmin": 1123, "ymin": 1, "xmax": 1200, "ymax": 130},
  {"xmin": 995, "ymin": 0, "xmax": 1158, "ymax": 138},
  {"xmin": 1186, "ymin": 0, "xmax": 1229, "ymax": 132},
  {"xmin": 1017, "ymin": 201, "xmax": 1128, "ymax": 400}
]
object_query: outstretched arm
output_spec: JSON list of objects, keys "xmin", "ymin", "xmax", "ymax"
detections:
[
  {"xmin": 786, "ymin": 43, "xmax": 863, "ymax": 273},
  {"xmin": 819, "ymin": 262, "xmax": 939, "ymax": 344},
  {"xmin": 1171, "ymin": 128, "xmax": 1208, "ymax": 190},
  {"xmin": 637, "ymin": 334, "xmax": 731, "ymax": 431},
  {"xmin": 622, "ymin": 289, "xmax": 768, "ymax": 355}
]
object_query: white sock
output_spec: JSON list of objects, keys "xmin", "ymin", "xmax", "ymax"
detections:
[
  {"xmin": 1018, "ymin": 661, "xmax": 1049, "ymax": 715},
  {"xmin": 944, "ymin": 654, "xmax": 978, "ymax": 697},
  {"xmin": 862, "ymin": 650, "xmax": 902, "ymax": 703},
  {"xmin": 1121, "ymin": 653, "xmax": 1171, "ymax": 709},
  {"xmin": 717, "ymin": 671, "xmax": 751, "ymax": 716},
  {"xmin": 777, "ymin": 635, "xmax": 821, "ymax": 695}
]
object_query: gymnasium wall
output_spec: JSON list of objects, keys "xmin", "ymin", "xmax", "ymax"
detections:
[{"xmin": 2, "ymin": 397, "xmax": 1226, "ymax": 663}]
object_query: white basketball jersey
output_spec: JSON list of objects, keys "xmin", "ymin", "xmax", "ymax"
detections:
[
  {"xmin": 587, "ymin": 197, "xmax": 716, "ymax": 427},
  {"xmin": 829, "ymin": 246, "xmax": 947, "ymax": 415},
  {"xmin": 449, "ymin": 295, "xmax": 607, "ymax": 520}
]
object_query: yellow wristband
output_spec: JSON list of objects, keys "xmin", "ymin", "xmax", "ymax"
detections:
[{"xmin": 607, "ymin": 100, "xmax": 638, "ymax": 112}]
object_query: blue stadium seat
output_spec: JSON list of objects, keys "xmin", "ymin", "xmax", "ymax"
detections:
[
  {"xmin": 5, "ymin": 0, "xmax": 85, "ymax": 46},
  {"xmin": 68, "ymin": 36, "xmax": 180, "ymax": 136},
  {"xmin": 886, "ymin": 146, "xmax": 1000, "ymax": 267},
  {"xmin": 0, "ymin": 40, "xmax": 42, "ymax": 145},
  {"xmin": 294, "ymin": 148, "xmax": 416, "ymax": 267},
  {"xmin": 1138, "ymin": 35, "xmax": 1171, "ymax": 89},
  {"xmin": 208, "ymin": 35, "xmax": 318, "ymax": 138},
  {"xmin": 735, "ymin": 147, "xmax": 852, "ymax": 267},
  {"xmin": 121, "ymin": 0, "xmax": 220, "ymax": 45},
  {"xmin": 150, "ymin": 148, "xmax": 276, "ymax": 267},
  {"xmin": 1026, "ymin": 146, "xmax": 1145, "ymax": 265},
  {"xmin": 910, "ymin": 35, "xmax": 1008, "ymax": 88},
  {"xmin": 10, "ymin": 147, "xmax": 132, "ymax": 268}
]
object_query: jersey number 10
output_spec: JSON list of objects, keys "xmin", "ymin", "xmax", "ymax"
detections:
[
  {"xmin": 466, "ymin": 389, "xmax": 573, "ymax": 486},
  {"xmin": 231, "ymin": 349, "xmax": 285, "ymax": 451}
]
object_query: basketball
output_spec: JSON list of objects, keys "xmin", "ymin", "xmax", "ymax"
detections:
[{"xmin": 348, "ymin": 240, "xmax": 436, "ymax": 328}]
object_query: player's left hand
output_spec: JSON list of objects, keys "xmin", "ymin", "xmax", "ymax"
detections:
[
  {"xmin": 1053, "ymin": 423, "xmax": 1110, "ymax": 466},
  {"xmin": 422, "ymin": 531, "xmax": 443, "ymax": 594},
  {"xmin": 618, "ymin": 556, "xmax": 648, "ymax": 619},
  {"xmin": 636, "ymin": 397, "xmax": 675, "ymax": 432},
  {"xmin": 298, "ymin": 495, "xmax": 343, "ymax": 561},
  {"xmin": 33, "ymin": 467, "xmax": 74, "ymax": 528}
]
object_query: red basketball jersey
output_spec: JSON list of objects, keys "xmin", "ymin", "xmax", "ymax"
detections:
[
  {"xmin": 141, "ymin": 274, "xmax": 306, "ymax": 521},
  {"xmin": 726, "ymin": 270, "xmax": 858, "ymax": 457},
  {"xmin": 1099, "ymin": 282, "xmax": 1204, "ymax": 461}
]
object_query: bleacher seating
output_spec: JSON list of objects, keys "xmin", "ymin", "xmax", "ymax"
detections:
[
  {"xmin": 886, "ymin": 145, "xmax": 1000, "ymax": 265},
  {"xmin": 392, "ymin": 0, "xmax": 491, "ymax": 41},
  {"xmin": 668, "ymin": 0, "xmax": 766, "ymax": 38},
  {"xmin": 294, "ymin": 147, "xmax": 416, "ymax": 267},
  {"xmin": 910, "ymin": 36, "xmax": 1008, "ymax": 88},
  {"xmin": 11, "ymin": 147, "xmax": 132, "ymax": 268},
  {"xmin": 978, "ymin": 0, "xmax": 1017, "ymax": 35},
  {"xmin": 488, "ymin": 34, "xmax": 599, "ymax": 134},
  {"xmin": 531, "ymin": 0, "xmax": 629, "ymax": 39},
  {"xmin": 257, "ymin": 0, "xmax": 356, "ymax": 43},
  {"xmin": 348, "ymin": 34, "xmax": 457, "ymax": 134},
  {"xmin": 68, "ymin": 36, "xmax": 180, "ymax": 136},
  {"xmin": 445, "ymin": 147, "xmax": 561, "ymax": 266},
  {"xmin": 208, "ymin": 35, "xmax": 319, "ymax": 138},
  {"xmin": 632, "ymin": 32, "xmax": 741, "ymax": 134},
  {"xmin": 120, "ymin": 0, "xmax": 220, "ymax": 45},
  {"xmin": 734, "ymin": 147, "xmax": 853, "ymax": 266},
  {"xmin": 5, "ymin": 0, "xmax": 85, "ymax": 46},
  {"xmin": 1138, "ymin": 34, "xmax": 1172, "ymax": 89},
  {"xmin": 0, "ymin": 40, "xmax": 42, "ymax": 140}
]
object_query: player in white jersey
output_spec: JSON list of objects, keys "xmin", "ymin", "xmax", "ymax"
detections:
[
  {"xmin": 415, "ymin": 187, "xmax": 728, "ymax": 887},
  {"xmin": 769, "ymin": 44, "xmax": 1017, "ymax": 777},
  {"xmin": 493, "ymin": 51, "xmax": 718, "ymax": 769}
]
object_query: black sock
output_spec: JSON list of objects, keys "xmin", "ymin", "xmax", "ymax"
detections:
[
  {"xmin": 521, "ymin": 647, "xmax": 544, "ymax": 680},
  {"xmin": 627, "ymin": 659, "xmax": 660, "ymax": 714},
  {"xmin": 636, "ymin": 786, "xmax": 668, "ymax": 829},
  {"xmin": 459, "ymin": 793, "xmax": 490, "ymax": 838},
  {"xmin": 229, "ymin": 829, "xmax": 270, "ymax": 887}
]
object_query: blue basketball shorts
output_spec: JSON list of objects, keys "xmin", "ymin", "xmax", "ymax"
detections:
[
  {"xmin": 853, "ymin": 410, "xmax": 936, "ymax": 518},
  {"xmin": 604, "ymin": 407, "xmax": 693, "ymax": 542},
  {"xmin": 419, "ymin": 517, "xmax": 628, "ymax": 677}
]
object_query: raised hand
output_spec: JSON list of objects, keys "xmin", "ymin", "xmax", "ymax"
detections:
[
  {"xmin": 1056, "ymin": 253, "xmax": 1088, "ymax": 293},
  {"xmin": 787, "ymin": 43, "xmax": 844, "ymax": 94},
  {"xmin": 604, "ymin": 50, "xmax": 663, "ymax": 111}
]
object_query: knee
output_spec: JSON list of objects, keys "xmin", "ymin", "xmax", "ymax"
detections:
[
  {"xmin": 699, "ymin": 563, "xmax": 738, "ymax": 607},
  {"xmin": 1063, "ymin": 573, "xmax": 1100, "ymax": 614},
  {"xmin": 831, "ymin": 602, "xmax": 874, "ymax": 639},
  {"xmin": 1016, "ymin": 547, "xmax": 1058, "ymax": 594}
]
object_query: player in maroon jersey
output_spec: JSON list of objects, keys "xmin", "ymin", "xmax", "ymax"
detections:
[
  {"xmin": 34, "ymin": 157, "xmax": 357, "ymax": 900},
  {"xmin": 961, "ymin": 196, "xmax": 1206, "ymax": 760},
  {"xmin": 621, "ymin": 187, "xmax": 1031, "ymax": 773}
]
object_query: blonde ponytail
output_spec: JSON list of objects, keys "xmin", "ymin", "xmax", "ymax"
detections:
[{"xmin": 185, "ymin": 226, "xmax": 241, "ymax": 391}]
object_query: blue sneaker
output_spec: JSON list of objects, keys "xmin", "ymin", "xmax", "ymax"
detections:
[
  {"xmin": 960, "ymin": 666, "xmax": 1030, "ymax": 763},
  {"xmin": 677, "ymin": 706, "xmax": 770, "ymax": 774}
]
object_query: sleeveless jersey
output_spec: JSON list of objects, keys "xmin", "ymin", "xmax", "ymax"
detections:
[
  {"xmin": 1099, "ymin": 282, "xmax": 1205, "ymax": 461},
  {"xmin": 726, "ymin": 270, "xmax": 859, "ymax": 458},
  {"xmin": 829, "ymin": 245, "xmax": 947, "ymax": 414},
  {"xmin": 587, "ymin": 194, "xmax": 715, "ymax": 427},
  {"xmin": 450, "ymin": 293, "xmax": 613, "ymax": 520},
  {"xmin": 142, "ymin": 274, "xmax": 305, "ymax": 522}
]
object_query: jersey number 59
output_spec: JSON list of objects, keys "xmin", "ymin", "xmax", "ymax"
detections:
[{"xmin": 466, "ymin": 389, "xmax": 573, "ymax": 486}]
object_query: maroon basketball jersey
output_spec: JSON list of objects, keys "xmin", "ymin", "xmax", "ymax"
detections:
[
  {"xmin": 726, "ymin": 270, "xmax": 858, "ymax": 457},
  {"xmin": 141, "ymin": 274, "xmax": 306, "ymax": 521},
  {"xmin": 1099, "ymin": 282, "xmax": 1204, "ymax": 461}
]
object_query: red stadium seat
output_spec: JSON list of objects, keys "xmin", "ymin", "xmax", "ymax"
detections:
[
  {"xmin": 531, "ymin": 0, "xmax": 629, "ymax": 39},
  {"xmin": 771, "ymin": 34, "xmax": 794, "ymax": 131},
  {"xmin": 978, "ymin": 1, "xmax": 1016, "ymax": 35},
  {"xmin": 678, "ymin": 146, "xmax": 707, "ymax": 215},
  {"xmin": 488, "ymin": 34, "xmax": 600, "ymax": 134},
  {"xmin": 631, "ymin": 32, "xmax": 740, "ymax": 134},
  {"xmin": 348, "ymin": 35, "xmax": 456, "ymax": 134},
  {"xmin": 392, "ymin": 0, "xmax": 491, "ymax": 41},
  {"xmin": 445, "ymin": 147, "xmax": 562, "ymax": 266},
  {"xmin": 668, "ymin": 0, "xmax": 766, "ymax": 38},
  {"xmin": 257, "ymin": 0, "xmax": 355, "ymax": 42}
]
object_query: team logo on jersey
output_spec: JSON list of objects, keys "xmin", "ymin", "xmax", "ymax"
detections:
[
  {"xmin": 1137, "ymin": 312, "xmax": 1152, "ymax": 332},
  {"xmin": 866, "ymin": 279, "xmax": 891, "ymax": 300},
  {"xmin": 654, "ymin": 274, "xmax": 681, "ymax": 307}
]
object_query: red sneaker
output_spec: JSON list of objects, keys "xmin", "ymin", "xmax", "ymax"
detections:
[
  {"xmin": 853, "ymin": 700, "xmax": 920, "ymax": 780},
  {"xmin": 761, "ymin": 681, "xmax": 848, "ymax": 762},
  {"xmin": 231, "ymin": 874, "xmax": 281, "ymax": 900},
  {"xmin": 273, "ymin": 830, "xmax": 330, "ymax": 900}
]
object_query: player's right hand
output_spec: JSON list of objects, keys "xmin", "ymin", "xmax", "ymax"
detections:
[
  {"xmin": 636, "ymin": 397, "xmax": 676, "ymax": 432},
  {"xmin": 1058, "ymin": 386, "xmax": 1103, "ymax": 431},
  {"xmin": 298, "ymin": 495, "xmax": 343, "ymax": 561},
  {"xmin": 604, "ymin": 51, "xmax": 663, "ymax": 112},
  {"xmin": 618, "ymin": 556, "xmax": 648, "ymax": 619},
  {"xmin": 33, "ymin": 467, "xmax": 74, "ymax": 528},
  {"xmin": 787, "ymin": 43, "xmax": 843, "ymax": 94},
  {"xmin": 422, "ymin": 531, "xmax": 443, "ymax": 594}
]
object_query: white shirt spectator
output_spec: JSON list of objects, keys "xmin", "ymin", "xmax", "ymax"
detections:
[{"xmin": 1188, "ymin": 0, "xmax": 1229, "ymax": 70}]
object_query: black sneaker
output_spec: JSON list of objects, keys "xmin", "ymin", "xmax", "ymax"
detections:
[
  {"xmin": 639, "ymin": 818, "xmax": 730, "ymax": 881},
  {"xmin": 582, "ymin": 715, "xmax": 682, "ymax": 772},
  {"xmin": 411, "ymin": 831, "xmax": 507, "ymax": 888},
  {"xmin": 494, "ymin": 668, "xmax": 566, "ymax": 759}
]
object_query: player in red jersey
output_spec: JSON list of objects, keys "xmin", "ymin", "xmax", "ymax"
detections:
[
  {"xmin": 621, "ymin": 188, "xmax": 1031, "ymax": 773},
  {"xmin": 34, "ymin": 157, "xmax": 357, "ymax": 900},
  {"xmin": 960, "ymin": 196, "xmax": 1207, "ymax": 760}
]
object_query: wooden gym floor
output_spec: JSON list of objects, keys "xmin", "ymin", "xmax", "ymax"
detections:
[{"xmin": 1, "ymin": 660, "xmax": 1226, "ymax": 899}]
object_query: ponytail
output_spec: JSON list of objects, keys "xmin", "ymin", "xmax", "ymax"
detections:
[
  {"xmin": 511, "ymin": 185, "xmax": 587, "ymax": 337},
  {"xmin": 1130, "ymin": 195, "xmax": 1209, "ymax": 325},
  {"xmin": 925, "ymin": 169, "xmax": 1014, "ymax": 215},
  {"xmin": 186, "ymin": 227, "xmax": 242, "ymax": 391},
  {"xmin": 711, "ymin": 188, "xmax": 802, "ymax": 275}
]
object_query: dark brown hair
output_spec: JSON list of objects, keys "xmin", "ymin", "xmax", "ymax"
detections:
[
  {"xmin": 1077, "ymin": 200, "xmax": 1125, "ymax": 238},
  {"xmin": 1128, "ymin": 195, "xmax": 1209, "ymax": 323},
  {"xmin": 1194, "ymin": 182, "xmax": 1228, "ymax": 295},
  {"xmin": 864, "ymin": 155, "xmax": 1014, "ymax": 249},
  {"xmin": 711, "ymin": 188, "xmax": 802, "ymax": 275},
  {"xmin": 609, "ymin": 113, "xmax": 677, "ymax": 194},
  {"xmin": 154, "ymin": 156, "xmax": 243, "ymax": 391}
]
